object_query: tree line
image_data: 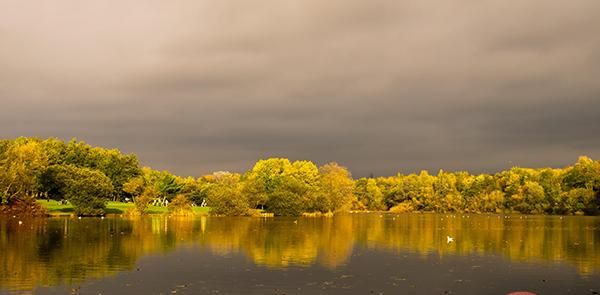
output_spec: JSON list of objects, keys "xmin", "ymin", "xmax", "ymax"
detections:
[{"xmin": 1, "ymin": 137, "xmax": 599, "ymax": 216}]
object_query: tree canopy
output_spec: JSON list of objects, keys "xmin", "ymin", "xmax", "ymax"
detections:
[{"xmin": 1, "ymin": 137, "xmax": 600, "ymax": 216}]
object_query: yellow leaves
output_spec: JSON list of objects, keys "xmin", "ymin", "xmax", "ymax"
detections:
[
  {"xmin": 0, "ymin": 139, "xmax": 48, "ymax": 203},
  {"xmin": 122, "ymin": 177, "xmax": 145, "ymax": 197}
]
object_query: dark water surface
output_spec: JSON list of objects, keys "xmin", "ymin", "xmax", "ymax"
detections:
[{"xmin": 1, "ymin": 213, "xmax": 599, "ymax": 294}]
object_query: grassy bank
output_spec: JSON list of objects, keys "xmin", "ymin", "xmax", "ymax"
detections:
[{"xmin": 38, "ymin": 200, "xmax": 210, "ymax": 216}]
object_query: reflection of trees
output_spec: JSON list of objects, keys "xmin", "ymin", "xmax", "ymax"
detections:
[
  {"xmin": 350, "ymin": 214, "xmax": 600, "ymax": 276},
  {"xmin": 201, "ymin": 216, "xmax": 355, "ymax": 269},
  {"xmin": 316, "ymin": 216, "xmax": 355, "ymax": 269},
  {"xmin": 0, "ymin": 218, "xmax": 137, "ymax": 292},
  {"xmin": 241, "ymin": 219, "xmax": 320, "ymax": 268},
  {"xmin": 1, "ymin": 214, "xmax": 599, "ymax": 292}
]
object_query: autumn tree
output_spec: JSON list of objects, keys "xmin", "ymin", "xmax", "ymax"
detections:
[
  {"xmin": 354, "ymin": 178, "xmax": 386, "ymax": 211},
  {"xmin": 123, "ymin": 177, "xmax": 146, "ymax": 200},
  {"xmin": 244, "ymin": 158, "xmax": 319, "ymax": 216},
  {"xmin": 0, "ymin": 139, "xmax": 48, "ymax": 205},
  {"xmin": 563, "ymin": 156, "xmax": 600, "ymax": 214},
  {"xmin": 206, "ymin": 172, "xmax": 249, "ymax": 216},
  {"xmin": 315, "ymin": 163, "xmax": 355, "ymax": 213}
]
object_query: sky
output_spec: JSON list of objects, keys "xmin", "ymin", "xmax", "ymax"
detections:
[{"xmin": 1, "ymin": 0, "xmax": 600, "ymax": 177}]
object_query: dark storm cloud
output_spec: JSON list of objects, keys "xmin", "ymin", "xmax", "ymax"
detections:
[{"xmin": 1, "ymin": 0, "xmax": 600, "ymax": 177}]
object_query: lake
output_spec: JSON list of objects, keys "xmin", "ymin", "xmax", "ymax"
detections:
[{"xmin": 1, "ymin": 213, "xmax": 599, "ymax": 294}]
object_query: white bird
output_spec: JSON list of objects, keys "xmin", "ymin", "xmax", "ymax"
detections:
[
  {"xmin": 18, "ymin": 221, "xmax": 23, "ymax": 225},
  {"xmin": 293, "ymin": 220, "xmax": 298, "ymax": 224},
  {"xmin": 447, "ymin": 236, "xmax": 454, "ymax": 244},
  {"xmin": 78, "ymin": 216, "xmax": 82, "ymax": 220}
]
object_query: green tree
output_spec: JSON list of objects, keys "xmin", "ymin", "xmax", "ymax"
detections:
[
  {"xmin": 521, "ymin": 181, "xmax": 547, "ymax": 214},
  {"xmin": 434, "ymin": 170, "xmax": 463, "ymax": 212},
  {"xmin": 380, "ymin": 175, "xmax": 406, "ymax": 208},
  {"xmin": 243, "ymin": 158, "xmax": 293, "ymax": 209},
  {"xmin": 96, "ymin": 150, "xmax": 141, "ymax": 200},
  {"xmin": 408, "ymin": 171, "xmax": 435, "ymax": 211},
  {"xmin": 562, "ymin": 188, "xmax": 595, "ymax": 214},
  {"xmin": 40, "ymin": 138, "xmax": 66, "ymax": 165},
  {"xmin": 470, "ymin": 190, "xmax": 505, "ymax": 213},
  {"xmin": 206, "ymin": 172, "xmax": 249, "ymax": 216},
  {"xmin": 47, "ymin": 165, "xmax": 114, "ymax": 215},
  {"xmin": 355, "ymin": 178, "xmax": 385, "ymax": 211},
  {"xmin": 563, "ymin": 156, "xmax": 600, "ymax": 214},
  {"xmin": 156, "ymin": 173, "xmax": 183, "ymax": 201},
  {"xmin": 243, "ymin": 158, "xmax": 319, "ymax": 215},
  {"xmin": 265, "ymin": 179, "xmax": 308, "ymax": 216},
  {"xmin": 538, "ymin": 168, "xmax": 564, "ymax": 214},
  {"xmin": 61, "ymin": 139, "xmax": 141, "ymax": 199},
  {"xmin": 563, "ymin": 157, "xmax": 600, "ymax": 190},
  {"xmin": 288, "ymin": 160, "xmax": 320, "ymax": 211},
  {"xmin": 179, "ymin": 177, "xmax": 204, "ymax": 205}
]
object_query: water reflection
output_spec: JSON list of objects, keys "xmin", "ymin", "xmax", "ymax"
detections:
[{"xmin": 1, "ymin": 214, "xmax": 599, "ymax": 292}]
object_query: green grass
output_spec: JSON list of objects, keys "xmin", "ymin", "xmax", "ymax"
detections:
[{"xmin": 38, "ymin": 199, "xmax": 210, "ymax": 216}]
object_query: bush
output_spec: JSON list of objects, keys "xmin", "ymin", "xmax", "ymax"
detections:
[
  {"xmin": 350, "ymin": 199, "xmax": 367, "ymax": 211},
  {"xmin": 73, "ymin": 198, "xmax": 107, "ymax": 216},
  {"xmin": 168, "ymin": 195, "xmax": 194, "ymax": 216},
  {"xmin": 389, "ymin": 201, "xmax": 414, "ymax": 213},
  {"xmin": 133, "ymin": 187, "xmax": 158, "ymax": 215},
  {"xmin": 563, "ymin": 188, "xmax": 596, "ymax": 215},
  {"xmin": 0, "ymin": 196, "xmax": 47, "ymax": 216},
  {"xmin": 266, "ymin": 190, "xmax": 306, "ymax": 216},
  {"xmin": 207, "ymin": 187, "xmax": 249, "ymax": 216},
  {"xmin": 125, "ymin": 192, "xmax": 154, "ymax": 216},
  {"xmin": 205, "ymin": 172, "xmax": 249, "ymax": 216}
]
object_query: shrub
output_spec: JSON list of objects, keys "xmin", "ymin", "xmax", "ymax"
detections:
[
  {"xmin": 350, "ymin": 199, "xmax": 367, "ymax": 211},
  {"xmin": 389, "ymin": 201, "xmax": 414, "ymax": 213},
  {"xmin": 563, "ymin": 188, "xmax": 596, "ymax": 215},
  {"xmin": 132, "ymin": 187, "xmax": 158, "ymax": 215},
  {"xmin": 0, "ymin": 196, "xmax": 47, "ymax": 216},
  {"xmin": 207, "ymin": 188, "xmax": 249, "ymax": 216},
  {"xmin": 205, "ymin": 172, "xmax": 249, "ymax": 216},
  {"xmin": 266, "ymin": 190, "xmax": 306, "ymax": 216},
  {"xmin": 168, "ymin": 195, "xmax": 194, "ymax": 216}
]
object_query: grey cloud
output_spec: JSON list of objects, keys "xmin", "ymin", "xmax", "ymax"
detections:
[{"xmin": 1, "ymin": 0, "xmax": 600, "ymax": 177}]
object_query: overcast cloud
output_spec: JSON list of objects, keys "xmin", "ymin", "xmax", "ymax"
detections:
[{"xmin": 1, "ymin": 0, "xmax": 600, "ymax": 177}]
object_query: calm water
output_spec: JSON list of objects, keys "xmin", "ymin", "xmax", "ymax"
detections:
[{"xmin": 1, "ymin": 213, "xmax": 599, "ymax": 294}]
